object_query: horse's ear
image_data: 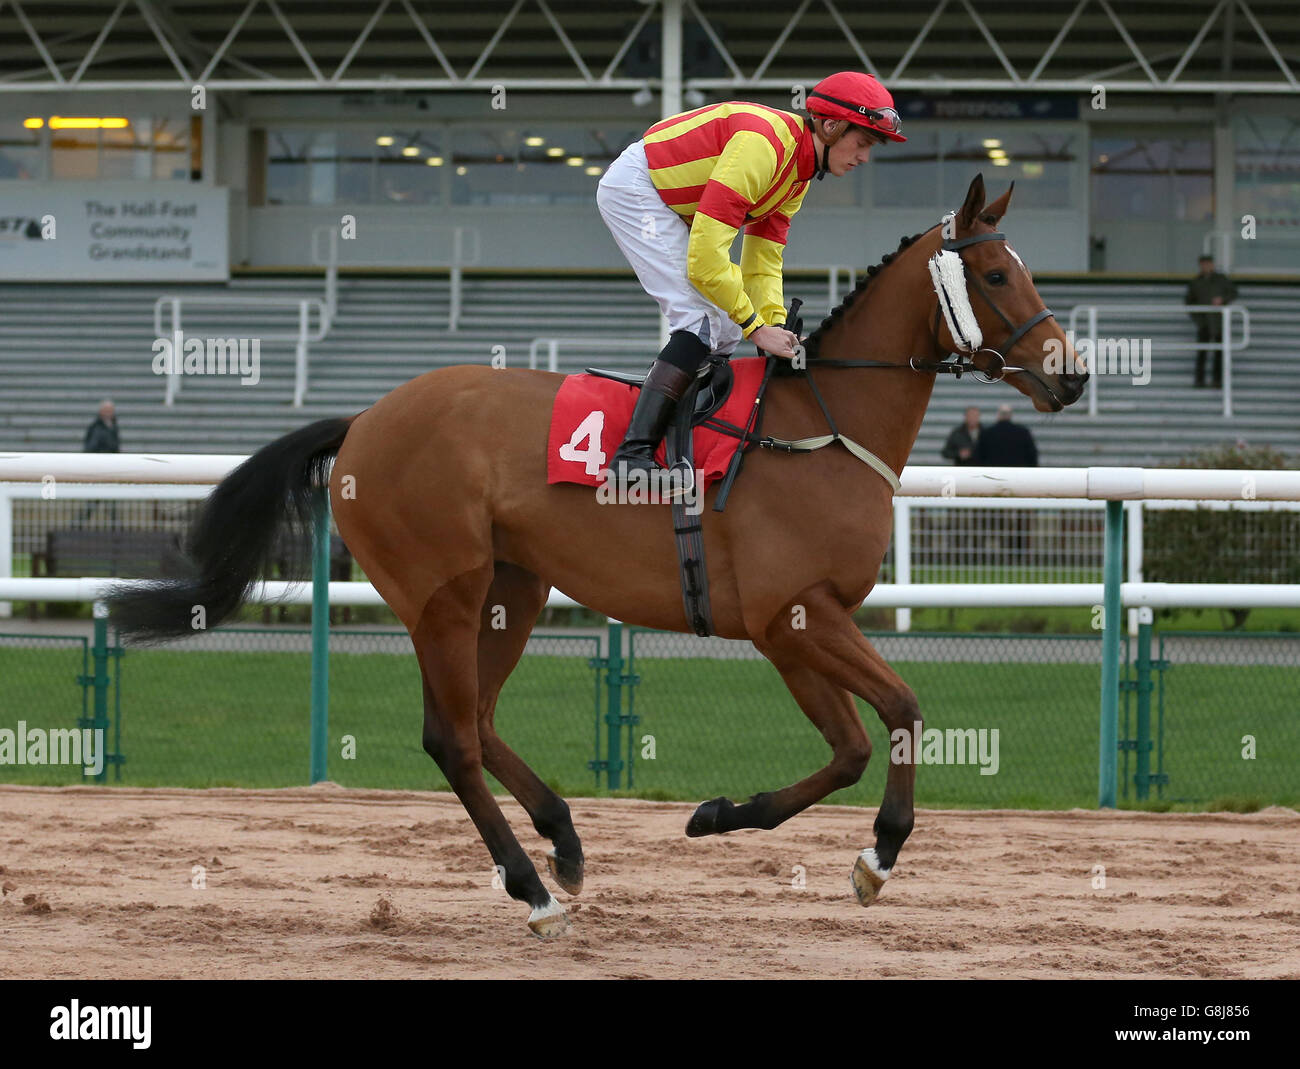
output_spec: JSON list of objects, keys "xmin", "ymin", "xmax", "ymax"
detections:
[
  {"xmin": 957, "ymin": 173, "xmax": 986, "ymax": 232},
  {"xmin": 980, "ymin": 181, "xmax": 1015, "ymax": 225}
]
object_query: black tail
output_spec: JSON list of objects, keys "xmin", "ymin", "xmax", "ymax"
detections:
[{"xmin": 107, "ymin": 417, "xmax": 353, "ymax": 644}]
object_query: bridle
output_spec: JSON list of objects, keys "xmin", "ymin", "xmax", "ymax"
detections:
[
  {"xmin": 917, "ymin": 231, "xmax": 1056, "ymax": 383},
  {"xmin": 800, "ymin": 229, "xmax": 1057, "ymax": 383},
  {"xmin": 726, "ymin": 226, "xmax": 1061, "ymax": 500}
]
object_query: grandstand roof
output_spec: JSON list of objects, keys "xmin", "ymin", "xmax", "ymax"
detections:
[{"xmin": 2, "ymin": 0, "xmax": 1298, "ymax": 95}]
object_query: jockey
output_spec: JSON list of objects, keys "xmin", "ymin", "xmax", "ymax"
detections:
[{"xmin": 596, "ymin": 70, "xmax": 905, "ymax": 491}]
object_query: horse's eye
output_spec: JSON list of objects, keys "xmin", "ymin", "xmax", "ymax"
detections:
[{"xmin": 986, "ymin": 271, "xmax": 1007, "ymax": 286}]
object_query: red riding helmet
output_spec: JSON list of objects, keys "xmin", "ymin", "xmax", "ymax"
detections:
[{"xmin": 807, "ymin": 71, "xmax": 906, "ymax": 143}]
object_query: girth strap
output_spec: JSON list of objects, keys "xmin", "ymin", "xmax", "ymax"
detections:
[{"xmin": 667, "ymin": 375, "xmax": 715, "ymax": 637}]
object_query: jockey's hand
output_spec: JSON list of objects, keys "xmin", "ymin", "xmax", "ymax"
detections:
[{"xmin": 751, "ymin": 324, "xmax": 800, "ymax": 359}]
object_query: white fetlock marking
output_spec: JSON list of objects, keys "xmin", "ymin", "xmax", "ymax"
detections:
[
  {"xmin": 851, "ymin": 848, "xmax": 892, "ymax": 906},
  {"xmin": 859, "ymin": 848, "xmax": 892, "ymax": 884},
  {"xmin": 527, "ymin": 896, "xmax": 567, "ymax": 936}
]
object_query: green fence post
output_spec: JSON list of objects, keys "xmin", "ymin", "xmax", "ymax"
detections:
[
  {"xmin": 112, "ymin": 627, "xmax": 124, "ymax": 782},
  {"xmin": 1098, "ymin": 499, "xmax": 1123, "ymax": 808},
  {"xmin": 1133, "ymin": 609, "xmax": 1154, "ymax": 801},
  {"xmin": 623, "ymin": 632, "xmax": 640, "ymax": 790},
  {"xmin": 80, "ymin": 602, "xmax": 112, "ymax": 785},
  {"xmin": 309, "ymin": 487, "xmax": 330, "ymax": 785},
  {"xmin": 604, "ymin": 621, "xmax": 624, "ymax": 790}
]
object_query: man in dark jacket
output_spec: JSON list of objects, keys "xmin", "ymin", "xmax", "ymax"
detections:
[
  {"xmin": 83, "ymin": 399, "xmax": 120, "ymax": 453},
  {"xmin": 1185, "ymin": 255, "xmax": 1237, "ymax": 388},
  {"xmin": 941, "ymin": 406, "xmax": 982, "ymax": 464},
  {"xmin": 975, "ymin": 404, "xmax": 1038, "ymax": 466},
  {"xmin": 975, "ymin": 404, "xmax": 1037, "ymax": 559},
  {"xmin": 79, "ymin": 400, "xmax": 120, "ymax": 525}
]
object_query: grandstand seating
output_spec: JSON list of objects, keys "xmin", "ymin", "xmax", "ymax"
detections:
[{"xmin": 2, "ymin": 272, "xmax": 1297, "ymax": 467}]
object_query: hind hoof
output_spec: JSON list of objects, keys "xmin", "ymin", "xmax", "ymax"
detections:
[
  {"xmin": 686, "ymin": 796, "xmax": 734, "ymax": 838},
  {"xmin": 850, "ymin": 848, "xmax": 891, "ymax": 907},
  {"xmin": 527, "ymin": 897, "xmax": 568, "ymax": 939},
  {"xmin": 546, "ymin": 848, "xmax": 584, "ymax": 895}
]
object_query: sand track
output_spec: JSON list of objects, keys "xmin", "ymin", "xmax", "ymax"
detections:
[{"xmin": 1, "ymin": 785, "xmax": 1296, "ymax": 979}]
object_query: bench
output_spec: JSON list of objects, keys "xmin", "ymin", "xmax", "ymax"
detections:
[
  {"xmin": 29, "ymin": 527, "xmax": 355, "ymax": 625},
  {"xmin": 30, "ymin": 529, "xmax": 187, "ymax": 620}
]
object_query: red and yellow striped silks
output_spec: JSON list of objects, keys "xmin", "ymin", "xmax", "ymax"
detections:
[{"xmin": 643, "ymin": 102, "xmax": 816, "ymax": 336}]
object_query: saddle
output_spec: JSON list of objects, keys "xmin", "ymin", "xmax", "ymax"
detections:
[{"xmin": 583, "ymin": 357, "xmax": 735, "ymax": 425}]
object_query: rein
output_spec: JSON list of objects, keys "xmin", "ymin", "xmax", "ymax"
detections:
[
  {"xmin": 808, "ymin": 231, "xmax": 1056, "ymax": 383},
  {"xmin": 705, "ymin": 230, "xmax": 1057, "ymax": 502}
]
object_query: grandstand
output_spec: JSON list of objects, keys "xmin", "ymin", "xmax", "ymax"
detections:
[
  {"xmin": 2, "ymin": 272, "xmax": 1297, "ymax": 466},
  {"xmin": 3, "ymin": 1, "xmax": 1298, "ymax": 473}
]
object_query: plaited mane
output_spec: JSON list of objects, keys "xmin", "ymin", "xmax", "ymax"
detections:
[{"xmin": 802, "ymin": 223, "xmax": 941, "ymax": 359}]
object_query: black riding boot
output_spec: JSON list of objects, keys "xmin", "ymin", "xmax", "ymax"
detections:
[
  {"xmin": 606, "ymin": 359, "xmax": 694, "ymax": 490},
  {"xmin": 606, "ymin": 329, "xmax": 710, "ymax": 495}
]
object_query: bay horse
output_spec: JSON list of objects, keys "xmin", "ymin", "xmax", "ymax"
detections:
[{"xmin": 109, "ymin": 174, "xmax": 1086, "ymax": 938}]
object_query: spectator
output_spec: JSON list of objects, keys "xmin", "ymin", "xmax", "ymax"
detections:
[
  {"xmin": 976, "ymin": 404, "xmax": 1037, "ymax": 560},
  {"xmin": 1185, "ymin": 255, "xmax": 1237, "ymax": 388},
  {"xmin": 79, "ymin": 400, "xmax": 120, "ymax": 526},
  {"xmin": 975, "ymin": 404, "xmax": 1038, "ymax": 466},
  {"xmin": 83, "ymin": 399, "xmax": 120, "ymax": 453},
  {"xmin": 941, "ymin": 406, "xmax": 982, "ymax": 465}
]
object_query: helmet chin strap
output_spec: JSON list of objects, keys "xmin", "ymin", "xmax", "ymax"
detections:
[{"xmin": 810, "ymin": 116, "xmax": 842, "ymax": 181}]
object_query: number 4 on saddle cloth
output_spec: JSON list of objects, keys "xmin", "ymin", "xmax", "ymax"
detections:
[
  {"xmin": 547, "ymin": 354, "xmax": 772, "ymax": 638},
  {"xmin": 546, "ymin": 356, "xmax": 769, "ymax": 497}
]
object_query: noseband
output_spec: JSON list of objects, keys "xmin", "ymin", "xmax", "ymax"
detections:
[{"xmin": 914, "ymin": 230, "xmax": 1056, "ymax": 382}]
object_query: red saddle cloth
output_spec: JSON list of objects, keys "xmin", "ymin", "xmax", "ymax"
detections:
[{"xmin": 547, "ymin": 358, "xmax": 767, "ymax": 490}]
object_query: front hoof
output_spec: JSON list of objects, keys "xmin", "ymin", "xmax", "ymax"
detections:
[
  {"xmin": 850, "ymin": 848, "xmax": 891, "ymax": 907},
  {"xmin": 686, "ymin": 796, "xmax": 734, "ymax": 838},
  {"xmin": 546, "ymin": 847, "xmax": 585, "ymax": 896},
  {"xmin": 527, "ymin": 897, "xmax": 568, "ymax": 939}
]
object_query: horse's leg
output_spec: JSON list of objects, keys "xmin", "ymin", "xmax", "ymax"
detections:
[
  {"xmin": 474, "ymin": 561, "xmax": 585, "ymax": 895},
  {"xmin": 691, "ymin": 582, "xmax": 920, "ymax": 906},
  {"xmin": 412, "ymin": 563, "xmax": 567, "ymax": 938},
  {"xmin": 686, "ymin": 653, "xmax": 871, "ymax": 835}
]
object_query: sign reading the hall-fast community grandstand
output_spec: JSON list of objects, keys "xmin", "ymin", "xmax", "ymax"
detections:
[{"xmin": 0, "ymin": 182, "xmax": 228, "ymax": 281}]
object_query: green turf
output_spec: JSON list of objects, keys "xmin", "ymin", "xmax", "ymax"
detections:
[{"xmin": 1, "ymin": 632, "xmax": 1295, "ymax": 810}]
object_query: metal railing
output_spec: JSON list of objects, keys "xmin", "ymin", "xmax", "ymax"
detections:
[
  {"xmin": 1066, "ymin": 303, "xmax": 1250, "ymax": 417},
  {"xmin": 310, "ymin": 223, "xmax": 481, "ymax": 331},
  {"xmin": 152, "ymin": 294, "xmax": 329, "ymax": 408},
  {"xmin": 528, "ymin": 336, "xmax": 655, "ymax": 373}
]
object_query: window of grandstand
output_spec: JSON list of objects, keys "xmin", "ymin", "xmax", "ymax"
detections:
[
  {"xmin": 0, "ymin": 119, "xmax": 41, "ymax": 179},
  {"xmin": 448, "ymin": 125, "xmax": 642, "ymax": 206},
  {"xmin": 1091, "ymin": 133, "xmax": 1213, "ymax": 222},
  {"xmin": 872, "ymin": 128, "xmax": 940, "ymax": 207},
  {"xmin": 1235, "ymin": 114, "xmax": 1300, "ymax": 218},
  {"xmin": 265, "ymin": 127, "xmax": 447, "ymax": 205},
  {"xmin": 873, "ymin": 126, "xmax": 1077, "ymax": 210},
  {"xmin": 20, "ymin": 116, "xmax": 196, "ymax": 182}
]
